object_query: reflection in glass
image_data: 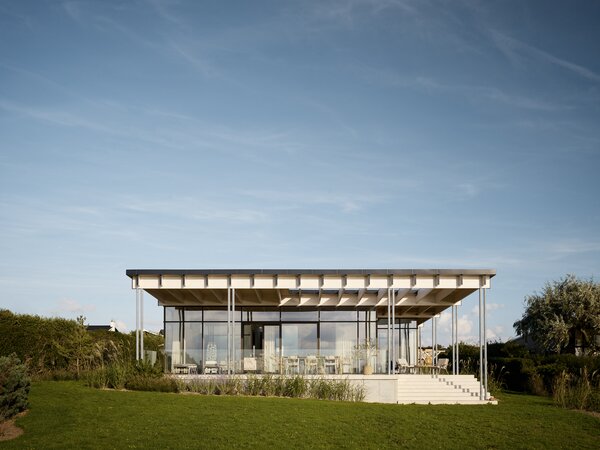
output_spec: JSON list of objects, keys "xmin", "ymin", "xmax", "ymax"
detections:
[
  {"xmin": 250, "ymin": 311, "xmax": 280, "ymax": 321},
  {"xmin": 320, "ymin": 322, "xmax": 356, "ymax": 373},
  {"xmin": 263, "ymin": 325, "xmax": 280, "ymax": 373},
  {"xmin": 281, "ymin": 310, "xmax": 318, "ymax": 321},
  {"xmin": 165, "ymin": 307, "xmax": 184, "ymax": 321},
  {"xmin": 165, "ymin": 322, "xmax": 184, "ymax": 371},
  {"xmin": 185, "ymin": 309, "xmax": 202, "ymax": 321},
  {"xmin": 183, "ymin": 323, "xmax": 202, "ymax": 365},
  {"xmin": 203, "ymin": 322, "xmax": 240, "ymax": 372},
  {"xmin": 282, "ymin": 323, "xmax": 317, "ymax": 357},
  {"xmin": 320, "ymin": 310, "xmax": 357, "ymax": 321},
  {"xmin": 204, "ymin": 310, "xmax": 227, "ymax": 321}
]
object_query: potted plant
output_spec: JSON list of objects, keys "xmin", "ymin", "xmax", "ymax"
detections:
[{"xmin": 353, "ymin": 339, "xmax": 378, "ymax": 375}]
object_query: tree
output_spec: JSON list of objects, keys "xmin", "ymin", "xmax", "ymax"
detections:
[{"xmin": 513, "ymin": 275, "xmax": 600, "ymax": 355}]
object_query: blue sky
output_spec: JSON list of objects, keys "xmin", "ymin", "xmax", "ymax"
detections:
[{"xmin": 1, "ymin": 0, "xmax": 599, "ymax": 344}]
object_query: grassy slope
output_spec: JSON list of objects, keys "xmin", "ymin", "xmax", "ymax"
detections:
[{"xmin": 3, "ymin": 382, "xmax": 599, "ymax": 449}]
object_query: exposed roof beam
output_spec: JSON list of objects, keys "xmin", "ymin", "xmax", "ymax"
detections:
[
  {"xmin": 149, "ymin": 289, "xmax": 184, "ymax": 305},
  {"xmin": 209, "ymin": 289, "xmax": 225, "ymax": 304},
  {"xmin": 415, "ymin": 288, "xmax": 433, "ymax": 302},
  {"xmin": 255, "ymin": 289, "xmax": 264, "ymax": 304},
  {"xmin": 435, "ymin": 289, "xmax": 454, "ymax": 302},
  {"xmin": 394, "ymin": 288, "xmax": 410, "ymax": 304}
]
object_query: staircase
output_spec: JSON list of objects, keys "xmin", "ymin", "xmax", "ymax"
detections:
[{"xmin": 396, "ymin": 374, "xmax": 497, "ymax": 405}]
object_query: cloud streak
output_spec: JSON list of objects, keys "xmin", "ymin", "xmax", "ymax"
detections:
[{"xmin": 489, "ymin": 29, "xmax": 600, "ymax": 83}]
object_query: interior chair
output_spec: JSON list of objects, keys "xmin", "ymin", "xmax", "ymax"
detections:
[
  {"xmin": 324, "ymin": 356, "xmax": 337, "ymax": 374},
  {"xmin": 204, "ymin": 343, "xmax": 218, "ymax": 374},
  {"xmin": 396, "ymin": 357, "xmax": 414, "ymax": 374},
  {"xmin": 436, "ymin": 358, "xmax": 449, "ymax": 374},
  {"xmin": 286, "ymin": 355, "xmax": 300, "ymax": 375},
  {"xmin": 305, "ymin": 355, "xmax": 318, "ymax": 374}
]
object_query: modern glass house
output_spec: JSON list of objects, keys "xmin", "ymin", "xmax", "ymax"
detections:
[{"xmin": 126, "ymin": 269, "xmax": 495, "ymax": 383}]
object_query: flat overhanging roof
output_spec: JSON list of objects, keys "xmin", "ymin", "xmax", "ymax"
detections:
[
  {"xmin": 127, "ymin": 269, "xmax": 495, "ymax": 322},
  {"xmin": 126, "ymin": 269, "xmax": 496, "ymax": 276}
]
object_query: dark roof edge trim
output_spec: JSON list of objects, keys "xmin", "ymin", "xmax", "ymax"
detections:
[{"xmin": 126, "ymin": 269, "xmax": 496, "ymax": 278}]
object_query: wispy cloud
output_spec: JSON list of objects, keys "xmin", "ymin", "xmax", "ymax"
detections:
[
  {"xmin": 169, "ymin": 41, "xmax": 221, "ymax": 78},
  {"xmin": 145, "ymin": 0, "xmax": 186, "ymax": 27},
  {"xmin": 53, "ymin": 299, "xmax": 96, "ymax": 315},
  {"xmin": 489, "ymin": 29, "xmax": 600, "ymax": 83},
  {"xmin": 121, "ymin": 196, "xmax": 270, "ymax": 224},
  {"xmin": 353, "ymin": 66, "xmax": 563, "ymax": 111},
  {"xmin": 545, "ymin": 239, "xmax": 600, "ymax": 258},
  {"xmin": 0, "ymin": 98, "xmax": 301, "ymax": 163},
  {"xmin": 0, "ymin": 99, "xmax": 116, "ymax": 133},
  {"xmin": 309, "ymin": 0, "xmax": 417, "ymax": 26},
  {"xmin": 240, "ymin": 189, "xmax": 387, "ymax": 213}
]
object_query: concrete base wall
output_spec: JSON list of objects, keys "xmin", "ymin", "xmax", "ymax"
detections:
[{"xmin": 173, "ymin": 374, "xmax": 496, "ymax": 405}]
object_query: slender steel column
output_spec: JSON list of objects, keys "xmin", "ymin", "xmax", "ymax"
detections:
[
  {"xmin": 386, "ymin": 287, "xmax": 392, "ymax": 375},
  {"xmin": 431, "ymin": 317, "xmax": 434, "ymax": 372},
  {"xmin": 479, "ymin": 286, "xmax": 483, "ymax": 400},
  {"xmin": 140, "ymin": 289, "xmax": 144, "ymax": 361},
  {"xmin": 392, "ymin": 288, "xmax": 396, "ymax": 372},
  {"xmin": 433, "ymin": 315, "xmax": 437, "ymax": 367},
  {"xmin": 451, "ymin": 306, "xmax": 455, "ymax": 375},
  {"xmin": 417, "ymin": 323, "xmax": 422, "ymax": 365},
  {"xmin": 135, "ymin": 288, "xmax": 139, "ymax": 361},
  {"xmin": 484, "ymin": 287, "xmax": 488, "ymax": 399},
  {"xmin": 232, "ymin": 287, "xmax": 236, "ymax": 374},
  {"xmin": 456, "ymin": 305, "xmax": 460, "ymax": 375},
  {"xmin": 227, "ymin": 286, "xmax": 231, "ymax": 374}
]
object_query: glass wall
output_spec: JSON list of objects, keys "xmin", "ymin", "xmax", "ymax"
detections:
[{"xmin": 163, "ymin": 306, "xmax": 417, "ymax": 375}]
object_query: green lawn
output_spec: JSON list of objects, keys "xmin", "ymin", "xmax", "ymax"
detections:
[{"xmin": 3, "ymin": 382, "xmax": 599, "ymax": 449}]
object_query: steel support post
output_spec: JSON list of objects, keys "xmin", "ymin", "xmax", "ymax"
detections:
[
  {"xmin": 418, "ymin": 324, "xmax": 422, "ymax": 364},
  {"xmin": 135, "ymin": 288, "xmax": 139, "ymax": 361},
  {"xmin": 232, "ymin": 287, "xmax": 236, "ymax": 374},
  {"xmin": 392, "ymin": 288, "xmax": 396, "ymax": 372},
  {"xmin": 434, "ymin": 316, "xmax": 438, "ymax": 368},
  {"xmin": 140, "ymin": 289, "xmax": 144, "ymax": 361},
  {"xmin": 484, "ymin": 288, "xmax": 488, "ymax": 400},
  {"xmin": 386, "ymin": 287, "xmax": 392, "ymax": 375},
  {"xmin": 451, "ymin": 306, "xmax": 455, "ymax": 375},
  {"xmin": 456, "ymin": 305, "xmax": 460, "ymax": 375},
  {"xmin": 479, "ymin": 286, "xmax": 483, "ymax": 400},
  {"xmin": 431, "ymin": 317, "xmax": 434, "ymax": 372},
  {"xmin": 227, "ymin": 286, "xmax": 231, "ymax": 374}
]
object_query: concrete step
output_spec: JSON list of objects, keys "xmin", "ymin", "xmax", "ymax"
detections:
[
  {"xmin": 399, "ymin": 399, "xmax": 498, "ymax": 405},
  {"xmin": 396, "ymin": 374, "xmax": 495, "ymax": 405}
]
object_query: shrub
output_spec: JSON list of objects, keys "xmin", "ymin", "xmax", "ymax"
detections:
[
  {"xmin": 84, "ymin": 367, "xmax": 109, "ymax": 389},
  {"xmin": 125, "ymin": 375, "xmax": 179, "ymax": 393},
  {"xmin": 0, "ymin": 354, "xmax": 31, "ymax": 421},
  {"xmin": 0, "ymin": 309, "xmax": 164, "ymax": 379},
  {"xmin": 106, "ymin": 363, "xmax": 129, "ymax": 390},
  {"xmin": 284, "ymin": 376, "xmax": 307, "ymax": 398},
  {"xmin": 175, "ymin": 375, "xmax": 365, "ymax": 402},
  {"xmin": 552, "ymin": 368, "xmax": 600, "ymax": 412}
]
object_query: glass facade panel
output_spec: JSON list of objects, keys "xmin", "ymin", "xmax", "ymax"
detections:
[
  {"xmin": 183, "ymin": 323, "xmax": 202, "ymax": 366},
  {"xmin": 165, "ymin": 307, "xmax": 184, "ymax": 322},
  {"xmin": 203, "ymin": 322, "xmax": 226, "ymax": 364},
  {"xmin": 263, "ymin": 325, "xmax": 280, "ymax": 373},
  {"xmin": 204, "ymin": 310, "xmax": 227, "ymax": 321},
  {"xmin": 249, "ymin": 311, "xmax": 280, "ymax": 322},
  {"xmin": 320, "ymin": 310, "xmax": 357, "ymax": 321},
  {"xmin": 185, "ymin": 309, "xmax": 202, "ymax": 321},
  {"xmin": 320, "ymin": 322, "xmax": 357, "ymax": 374},
  {"xmin": 281, "ymin": 323, "xmax": 317, "ymax": 357},
  {"xmin": 165, "ymin": 322, "xmax": 184, "ymax": 371},
  {"xmin": 281, "ymin": 310, "xmax": 318, "ymax": 321},
  {"xmin": 163, "ymin": 306, "xmax": 416, "ymax": 374}
]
